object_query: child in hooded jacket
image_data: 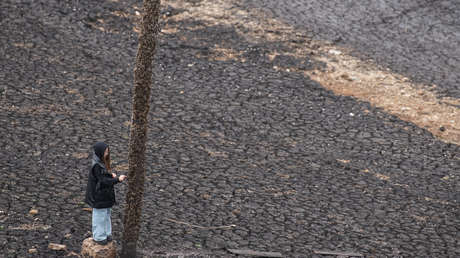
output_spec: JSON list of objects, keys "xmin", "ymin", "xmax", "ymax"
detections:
[{"xmin": 85, "ymin": 142, "xmax": 127, "ymax": 245}]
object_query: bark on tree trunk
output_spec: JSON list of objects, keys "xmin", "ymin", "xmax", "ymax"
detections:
[{"xmin": 121, "ymin": 1, "xmax": 161, "ymax": 257}]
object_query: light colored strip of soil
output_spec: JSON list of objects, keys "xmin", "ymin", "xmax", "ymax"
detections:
[{"xmin": 304, "ymin": 48, "xmax": 460, "ymax": 145}]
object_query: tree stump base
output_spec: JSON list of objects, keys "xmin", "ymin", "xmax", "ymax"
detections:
[{"xmin": 81, "ymin": 238, "xmax": 117, "ymax": 258}]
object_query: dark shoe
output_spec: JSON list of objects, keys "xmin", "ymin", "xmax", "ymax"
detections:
[
  {"xmin": 93, "ymin": 239, "xmax": 108, "ymax": 245},
  {"xmin": 107, "ymin": 235, "xmax": 113, "ymax": 242}
]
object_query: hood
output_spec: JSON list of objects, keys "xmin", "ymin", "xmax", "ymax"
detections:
[{"xmin": 92, "ymin": 142, "xmax": 108, "ymax": 169}]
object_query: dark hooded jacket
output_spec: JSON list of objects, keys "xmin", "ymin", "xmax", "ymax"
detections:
[{"xmin": 85, "ymin": 142, "xmax": 120, "ymax": 208}]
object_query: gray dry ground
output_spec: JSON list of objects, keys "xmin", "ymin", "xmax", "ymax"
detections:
[
  {"xmin": 245, "ymin": 0, "xmax": 460, "ymax": 98},
  {"xmin": 0, "ymin": 0, "xmax": 459, "ymax": 257}
]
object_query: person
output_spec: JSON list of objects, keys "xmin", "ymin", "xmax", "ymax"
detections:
[{"xmin": 85, "ymin": 142, "xmax": 127, "ymax": 245}]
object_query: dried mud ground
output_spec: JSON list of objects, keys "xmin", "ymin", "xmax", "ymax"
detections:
[
  {"xmin": 0, "ymin": 0, "xmax": 459, "ymax": 257},
  {"xmin": 245, "ymin": 0, "xmax": 460, "ymax": 99}
]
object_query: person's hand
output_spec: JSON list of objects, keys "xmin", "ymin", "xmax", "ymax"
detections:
[
  {"xmin": 112, "ymin": 173, "xmax": 117, "ymax": 178},
  {"xmin": 119, "ymin": 175, "xmax": 127, "ymax": 182}
]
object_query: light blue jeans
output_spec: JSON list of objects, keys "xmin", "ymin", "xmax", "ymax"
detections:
[{"xmin": 92, "ymin": 208, "xmax": 112, "ymax": 241}]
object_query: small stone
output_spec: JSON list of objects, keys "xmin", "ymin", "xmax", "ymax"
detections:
[
  {"xmin": 328, "ymin": 49, "xmax": 342, "ymax": 55},
  {"xmin": 28, "ymin": 248, "xmax": 38, "ymax": 254},
  {"xmin": 439, "ymin": 126, "xmax": 446, "ymax": 132},
  {"xmin": 441, "ymin": 175, "xmax": 450, "ymax": 181},
  {"xmin": 29, "ymin": 209, "xmax": 38, "ymax": 215},
  {"xmin": 48, "ymin": 243, "xmax": 66, "ymax": 251},
  {"xmin": 232, "ymin": 209, "xmax": 241, "ymax": 216}
]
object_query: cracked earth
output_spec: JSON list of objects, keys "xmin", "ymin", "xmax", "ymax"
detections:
[{"xmin": 1, "ymin": 0, "xmax": 459, "ymax": 257}]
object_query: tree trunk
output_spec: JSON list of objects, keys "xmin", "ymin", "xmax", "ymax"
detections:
[{"xmin": 121, "ymin": 1, "xmax": 161, "ymax": 257}]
